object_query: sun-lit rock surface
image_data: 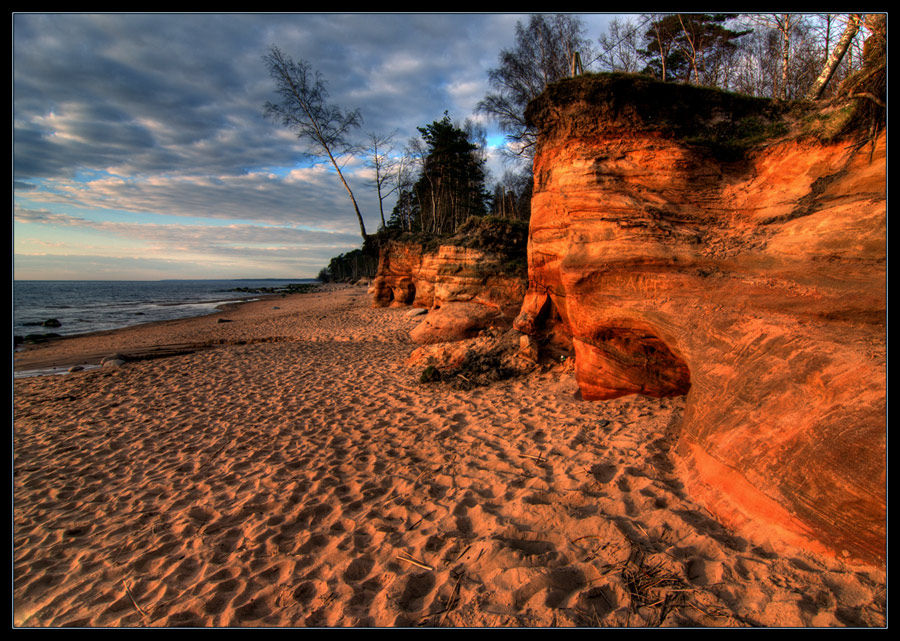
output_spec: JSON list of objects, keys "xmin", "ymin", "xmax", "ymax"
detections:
[
  {"xmin": 516, "ymin": 74, "xmax": 886, "ymax": 565},
  {"xmin": 371, "ymin": 220, "xmax": 528, "ymax": 344},
  {"xmin": 408, "ymin": 301, "xmax": 503, "ymax": 345}
]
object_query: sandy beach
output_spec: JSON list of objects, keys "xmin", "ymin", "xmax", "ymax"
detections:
[{"xmin": 12, "ymin": 284, "xmax": 886, "ymax": 628}]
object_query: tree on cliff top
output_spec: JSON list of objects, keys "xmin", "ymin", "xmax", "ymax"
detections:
[
  {"xmin": 411, "ymin": 113, "xmax": 490, "ymax": 235},
  {"xmin": 365, "ymin": 130, "xmax": 400, "ymax": 230},
  {"xmin": 639, "ymin": 14, "xmax": 749, "ymax": 85},
  {"xmin": 386, "ymin": 113, "xmax": 489, "ymax": 236},
  {"xmin": 477, "ymin": 14, "xmax": 595, "ymax": 160},
  {"xmin": 263, "ymin": 45, "xmax": 369, "ymax": 240}
]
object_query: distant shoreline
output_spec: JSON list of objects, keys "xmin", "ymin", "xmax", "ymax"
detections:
[
  {"xmin": 13, "ymin": 279, "xmax": 321, "ymax": 355},
  {"xmin": 12, "ymin": 290, "xmax": 290, "ymax": 377}
]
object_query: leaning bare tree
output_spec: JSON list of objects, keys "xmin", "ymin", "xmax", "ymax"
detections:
[
  {"xmin": 263, "ymin": 45, "xmax": 369, "ymax": 240},
  {"xmin": 807, "ymin": 14, "xmax": 862, "ymax": 99}
]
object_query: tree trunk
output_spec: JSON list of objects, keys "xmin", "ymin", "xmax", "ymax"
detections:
[
  {"xmin": 651, "ymin": 18, "xmax": 668, "ymax": 82},
  {"xmin": 780, "ymin": 14, "xmax": 791, "ymax": 100},
  {"xmin": 376, "ymin": 177, "xmax": 386, "ymax": 229},
  {"xmin": 657, "ymin": 33, "xmax": 667, "ymax": 82},
  {"xmin": 570, "ymin": 51, "xmax": 584, "ymax": 76},
  {"xmin": 328, "ymin": 151, "xmax": 368, "ymax": 240},
  {"xmin": 807, "ymin": 14, "xmax": 861, "ymax": 100},
  {"xmin": 677, "ymin": 15, "xmax": 701, "ymax": 85}
]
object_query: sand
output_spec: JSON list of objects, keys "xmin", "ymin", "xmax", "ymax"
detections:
[{"xmin": 12, "ymin": 284, "xmax": 886, "ymax": 628}]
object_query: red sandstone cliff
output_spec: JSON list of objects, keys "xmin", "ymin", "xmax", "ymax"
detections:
[
  {"xmin": 371, "ymin": 219, "xmax": 528, "ymax": 344},
  {"xmin": 516, "ymin": 74, "xmax": 886, "ymax": 565}
]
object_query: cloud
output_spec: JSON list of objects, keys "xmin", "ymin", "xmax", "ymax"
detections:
[
  {"xmin": 14, "ymin": 202, "xmax": 364, "ymax": 278},
  {"xmin": 12, "ymin": 13, "xmax": 614, "ymax": 279},
  {"xmin": 13, "ymin": 13, "xmax": 517, "ymax": 184},
  {"xmin": 14, "ymin": 205, "xmax": 361, "ymax": 247},
  {"xmin": 19, "ymin": 166, "xmax": 385, "ymax": 234},
  {"xmin": 14, "ymin": 251, "xmax": 330, "ymax": 280}
]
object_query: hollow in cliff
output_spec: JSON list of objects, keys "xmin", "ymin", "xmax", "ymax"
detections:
[{"xmin": 517, "ymin": 73, "xmax": 886, "ymax": 566}]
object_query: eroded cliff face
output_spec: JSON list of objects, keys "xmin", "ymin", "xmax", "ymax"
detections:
[
  {"xmin": 371, "ymin": 222, "xmax": 527, "ymax": 344},
  {"xmin": 517, "ymin": 75, "xmax": 886, "ymax": 565}
]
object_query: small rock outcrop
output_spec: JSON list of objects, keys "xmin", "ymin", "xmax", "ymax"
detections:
[
  {"xmin": 409, "ymin": 302, "xmax": 503, "ymax": 345},
  {"xmin": 371, "ymin": 218, "xmax": 528, "ymax": 344},
  {"xmin": 101, "ymin": 354, "xmax": 129, "ymax": 367},
  {"xmin": 516, "ymin": 74, "xmax": 886, "ymax": 564}
]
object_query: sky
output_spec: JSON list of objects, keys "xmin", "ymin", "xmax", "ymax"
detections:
[{"xmin": 13, "ymin": 12, "xmax": 623, "ymax": 280}]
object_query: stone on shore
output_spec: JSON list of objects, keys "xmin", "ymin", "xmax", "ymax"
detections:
[{"xmin": 409, "ymin": 302, "xmax": 503, "ymax": 345}]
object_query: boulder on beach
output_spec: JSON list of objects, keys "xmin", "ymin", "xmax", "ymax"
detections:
[
  {"xmin": 518, "ymin": 333, "xmax": 540, "ymax": 364},
  {"xmin": 409, "ymin": 302, "xmax": 503, "ymax": 345},
  {"xmin": 100, "ymin": 354, "xmax": 129, "ymax": 367},
  {"xmin": 22, "ymin": 333, "xmax": 62, "ymax": 344},
  {"xmin": 418, "ymin": 365, "xmax": 442, "ymax": 383},
  {"xmin": 407, "ymin": 327, "xmax": 537, "ymax": 390}
]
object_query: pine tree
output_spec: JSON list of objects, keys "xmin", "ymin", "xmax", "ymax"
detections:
[
  {"xmin": 407, "ymin": 113, "xmax": 489, "ymax": 235},
  {"xmin": 640, "ymin": 14, "xmax": 749, "ymax": 85}
]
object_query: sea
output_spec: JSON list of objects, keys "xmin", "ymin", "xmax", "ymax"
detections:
[{"xmin": 13, "ymin": 279, "xmax": 317, "ymax": 342}]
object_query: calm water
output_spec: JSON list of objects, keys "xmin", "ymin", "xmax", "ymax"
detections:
[{"xmin": 13, "ymin": 279, "xmax": 317, "ymax": 340}]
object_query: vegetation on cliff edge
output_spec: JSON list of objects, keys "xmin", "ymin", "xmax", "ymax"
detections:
[
  {"xmin": 317, "ymin": 216, "xmax": 529, "ymax": 283},
  {"xmin": 527, "ymin": 71, "xmax": 882, "ymax": 162}
]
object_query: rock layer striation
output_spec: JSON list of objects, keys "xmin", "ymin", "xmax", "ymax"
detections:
[
  {"xmin": 516, "ymin": 74, "xmax": 886, "ymax": 565},
  {"xmin": 371, "ymin": 220, "xmax": 528, "ymax": 344}
]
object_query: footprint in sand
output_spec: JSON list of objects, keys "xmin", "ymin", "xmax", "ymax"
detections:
[
  {"xmin": 291, "ymin": 580, "xmax": 320, "ymax": 606},
  {"xmin": 513, "ymin": 567, "xmax": 585, "ymax": 610},
  {"xmin": 397, "ymin": 572, "xmax": 436, "ymax": 612},
  {"xmin": 686, "ymin": 557, "xmax": 725, "ymax": 585},
  {"xmin": 203, "ymin": 590, "xmax": 234, "ymax": 616},
  {"xmin": 233, "ymin": 595, "xmax": 272, "ymax": 623},
  {"xmin": 590, "ymin": 462, "xmax": 618, "ymax": 483},
  {"xmin": 343, "ymin": 556, "xmax": 375, "ymax": 583},
  {"xmin": 575, "ymin": 584, "xmax": 618, "ymax": 620}
]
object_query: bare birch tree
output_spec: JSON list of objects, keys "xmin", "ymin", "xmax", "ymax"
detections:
[
  {"xmin": 263, "ymin": 45, "xmax": 369, "ymax": 240},
  {"xmin": 365, "ymin": 131, "xmax": 398, "ymax": 230},
  {"xmin": 389, "ymin": 148, "xmax": 417, "ymax": 231},
  {"xmin": 807, "ymin": 14, "xmax": 862, "ymax": 99},
  {"xmin": 746, "ymin": 14, "xmax": 807, "ymax": 99},
  {"xmin": 597, "ymin": 16, "xmax": 646, "ymax": 73}
]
